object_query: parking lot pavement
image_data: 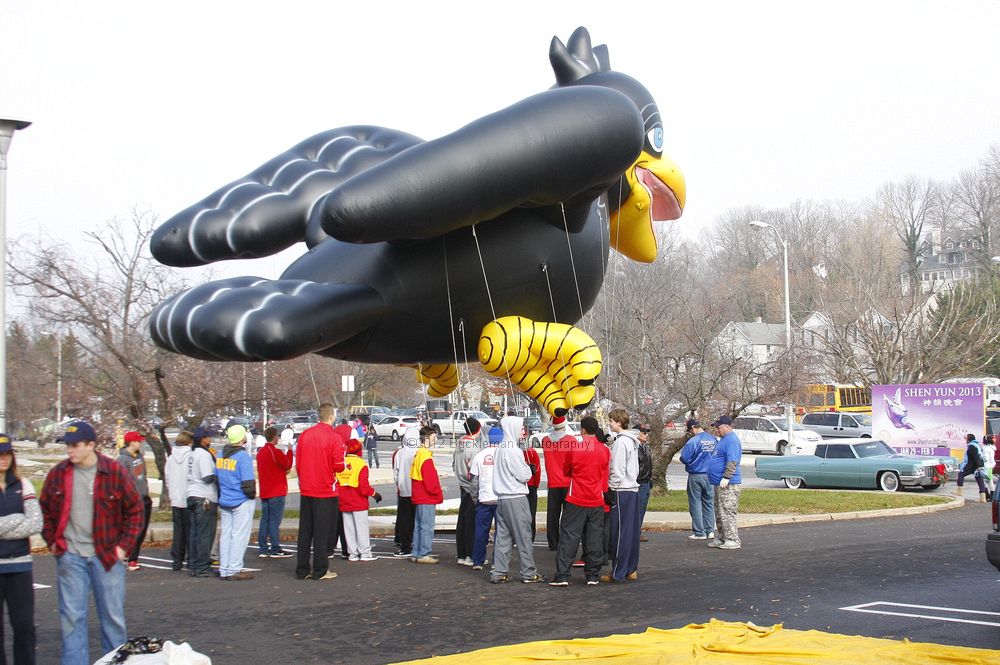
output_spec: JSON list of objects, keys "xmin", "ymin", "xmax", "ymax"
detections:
[{"xmin": 30, "ymin": 500, "xmax": 999, "ymax": 665}]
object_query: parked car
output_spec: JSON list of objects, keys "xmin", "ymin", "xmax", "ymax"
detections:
[
  {"xmin": 523, "ymin": 416, "xmax": 543, "ymax": 436},
  {"xmin": 431, "ymin": 410, "xmax": 494, "ymax": 437},
  {"xmin": 731, "ymin": 415, "xmax": 821, "ymax": 455},
  {"xmin": 800, "ymin": 412, "xmax": 873, "ymax": 439},
  {"xmin": 374, "ymin": 415, "xmax": 421, "ymax": 440},
  {"xmin": 755, "ymin": 439, "xmax": 958, "ymax": 491},
  {"xmin": 988, "ymin": 487, "xmax": 1000, "ymax": 571},
  {"xmin": 274, "ymin": 414, "xmax": 316, "ymax": 439},
  {"xmin": 528, "ymin": 423, "xmax": 582, "ymax": 448}
]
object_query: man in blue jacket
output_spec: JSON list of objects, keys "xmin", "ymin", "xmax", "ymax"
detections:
[
  {"xmin": 707, "ymin": 416, "xmax": 742, "ymax": 550},
  {"xmin": 678, "ymin": 419, "xmax": 716, "ymax": 540}
]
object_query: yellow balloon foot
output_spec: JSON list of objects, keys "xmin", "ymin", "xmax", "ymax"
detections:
[
  {"xmin": 410, "ymin": 363, "xmax": 458, "ymax": 398},
  {"xmin": 478, "ymin": 316, "xmax": 601, "ymax": 417}
]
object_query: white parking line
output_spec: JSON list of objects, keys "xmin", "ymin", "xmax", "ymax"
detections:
[
  {"xmin": 137, "ymin": 555, "xmax": 261, "ymax": 572},
  {"xmin": 840, "ymin": 601, "xmax": 1000, "ymax": 627}
]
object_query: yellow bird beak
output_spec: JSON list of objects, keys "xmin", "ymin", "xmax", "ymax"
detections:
[{"xmin": 610, "ymin": 150, "xmax": 686, "ymax": 263}]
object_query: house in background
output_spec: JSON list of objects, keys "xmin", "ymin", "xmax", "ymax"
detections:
[
  {"xmin": 714, "ymin": 318, "xmax": 786, "ymax": 365},
  {"xmin": 901, "ymin": 231, "xmax": 988, "ymax": 295}
]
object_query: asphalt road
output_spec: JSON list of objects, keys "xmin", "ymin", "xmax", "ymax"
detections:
[{"xmin": 30, "ymin": 498, "xmax": 999, "ymax": 664}]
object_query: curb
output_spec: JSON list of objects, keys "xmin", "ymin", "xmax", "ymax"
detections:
[{"xmin": 137, "ymin": 494, "xmax": 965, "ymax": 544}]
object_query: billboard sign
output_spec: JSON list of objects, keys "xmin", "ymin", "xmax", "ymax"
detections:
[{"xmin": 871, "ymin": 383, "xmax": 986, "ymax": 459}]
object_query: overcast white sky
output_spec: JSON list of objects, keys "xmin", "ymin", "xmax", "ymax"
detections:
[{"xmin": 3, "ymin": 0, "xmax": 1000, "ymax": 282}]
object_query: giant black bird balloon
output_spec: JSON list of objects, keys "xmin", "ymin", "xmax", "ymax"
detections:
[{"xmin": 149, "ymin": 27, "xmax": 685, "ymax": 416}]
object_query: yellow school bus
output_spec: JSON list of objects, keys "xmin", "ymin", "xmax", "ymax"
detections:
[{"xmin": 797, "ymin": 383, "xmax": 872, "ymax": 415}]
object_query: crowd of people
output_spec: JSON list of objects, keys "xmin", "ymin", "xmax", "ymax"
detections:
[{"xmin": 8, "ymin": 402, "xmax": 993, "ymax": 664}]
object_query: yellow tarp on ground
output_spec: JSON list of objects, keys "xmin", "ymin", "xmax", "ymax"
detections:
[{"xmin": 394, "ymin": 619, "xmax": 1000, "ymax": 664}]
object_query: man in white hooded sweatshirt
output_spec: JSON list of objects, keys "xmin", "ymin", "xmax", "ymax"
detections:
[
  {"xmin": 165, "ymin": 431, "xmax": 193, "ymax": 571},
  {"xmin": 489, "ymin": 429, "xmax": 544, "ymax": 584},
  {"xmin": 391, "ymin": 427, "xmax": 421, "ymax": 557}
]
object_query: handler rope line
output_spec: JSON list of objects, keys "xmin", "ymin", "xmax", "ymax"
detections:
[
  {"xmin": 305, "ymin": 357, "xmax": 321, "ymax": 407},
  {"xmin": 542, "ymin": 262, "xmax": 576, "ymax": 410},
  {"xmin": 558, "ymin": 202, "xmax": 586, "ymax": 321},
  {"xmin": 441, "ymin": 239, "xmax": 464, "ymax": 405},
  {"xmin": 470, "ymin": 224, "xmax": 516, "ymax": 404},
  {"xmin": 417, "ymin": 362, "xmax": 431, "ymax": 419}
]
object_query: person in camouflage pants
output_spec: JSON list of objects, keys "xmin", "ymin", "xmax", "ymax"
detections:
[{"xmin": 707, "ymin": 416, "xmax": 742, "ymax": 550}]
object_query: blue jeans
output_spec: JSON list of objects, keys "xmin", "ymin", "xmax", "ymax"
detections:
[
  {"xmin": 687, "ymin": 473, "xmax": 715, "ymax": 536},
  {"xmin": 56, "ymin": 551, "xmax": 126, "ymax": 665},
  {"xmin": 259, "ymin": 496, "xmax": 286, "ymax": 554},
  {"xmin": 219, "ymin": 501, "xmax": 255, "ymax": 577},
  {"xmin": 637, "ymin": 481, "xmax": 652, "ymax": 528},
  {"xmin": 411, "ymin": 504, "xmax": 436, "ymax": 558},
  {"xmin": 472, "ymin": 503, "xmax": 497, "ymax": 566}
]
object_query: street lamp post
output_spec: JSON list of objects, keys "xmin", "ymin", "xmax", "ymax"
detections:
[
  {"xmin": 0, "ymin": 117, "xmax": 32, "ymax": 433},
  {"xmin": 750, "ymin": 220, "xmax": 794, "ymax": 453}
]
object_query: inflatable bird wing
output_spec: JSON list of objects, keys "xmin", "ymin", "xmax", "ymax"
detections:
[{"xmin": 149, "ymin": 27, "xmax": 685, "ymax": 416}]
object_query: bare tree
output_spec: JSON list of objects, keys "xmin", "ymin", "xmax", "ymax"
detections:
[
  {"xmin": 8, "ymin": 210, "xmax": 198, "ymax": 505},
  {"xmin": 869, "ymin": 176, "xmax": 937, "ymax": 287},
  {"xmin": 953, "ymin": 159, "xmax": 999, "ymax": 267}
]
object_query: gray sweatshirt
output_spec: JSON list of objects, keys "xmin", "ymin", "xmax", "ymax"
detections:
[
  {"xmin": 393, "ymin": 427, "xmax": 421, "ymax": 497},
  {"xmin": 608, "ymin": 431, "xmax": 639, "ymax": 491},
  {"xmin": 491, "ymin": 442, "xmax": 531, "ymax": 499},
  {"xmin": 452, "ymin": 432, "xmax": 483, "ymax": 495},
  {"xmin": 117, "ymin": 449, "xmax": 149, "ymax": 497}
]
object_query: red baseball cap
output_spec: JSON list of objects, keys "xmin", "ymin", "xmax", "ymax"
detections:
[{"xmin": 123, "ymin": 431, "xmax": 145, "ymax": 443}]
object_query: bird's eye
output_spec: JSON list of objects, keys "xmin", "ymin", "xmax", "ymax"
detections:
[{"xmin": 646, "ymin": 127, "xmax": 663, "ymax": 154}]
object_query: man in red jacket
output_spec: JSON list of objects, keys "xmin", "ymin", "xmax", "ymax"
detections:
[
  {"xmin": 549, "ymin": 416, "xmax": 610, "ymax": 587},
  {"xmin": 256, "ymin": 426, "xmax": 293, "ymax": 558},
  {"xmin": 40, "ymin": 421, "xmax": 143, "ymax": 665},
  {"xmin": 542, "ymin": 416, "xmax": 575, "ymax": 550},
  {"xmin": 294, "ymin": 404, "xmax": 346, "ymax": 580}
]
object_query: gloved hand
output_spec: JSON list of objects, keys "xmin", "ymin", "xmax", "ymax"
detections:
[
  {"xmin": 372, "ymin": 492, "xmax": 383, "ymax": 503},
  {"xmin": 719, "ymin": 478, "xmax": 730, "ymax": 488},
  {"xmin": 603, "ymin": 490, "xmax": 616, "ymax": 507},
  {"xmin": 529, "ymin": 464, "xmax": 538, "ymax": 476}
]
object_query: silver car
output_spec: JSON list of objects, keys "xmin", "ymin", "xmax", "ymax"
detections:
[{"xmin": 800, "ymin": 412, "xmax": 872, "ymax": 439}]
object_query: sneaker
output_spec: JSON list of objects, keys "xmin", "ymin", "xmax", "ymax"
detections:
[
  {"xmin": 522, "ymin": 574, "xmax": 545, "ymax": 584},
  {"xmin": 127, "ymin": 562, "xmax": 141, "ymax": 572},
  {"xmin": 586, "ymin": 579, "xmax": 599, "ymax": 586},
  {"xmin": 414, "ymin": 556, "xmax": 439, "ymax": 564},
  {"xmin": 270, "ymin": 551, "xmax": 293, "ymax": 558},
  {"xmin": 599, "ymin": 574, "xmax": 615, "ymax": 583},
  {"xmin": 707, "ymin": 539, "xmax": 723, "ymax": 548},
  {"xmin": 688, "ymin": 534, "xmax": 707, "ymax": 540},
  {"xmin": 548, "ymin": 580, "xmax": 569, "ymax": 587},
  {"xmin": 457, "ymin": 557, "xmax": 474, "ymax": 566},
  {"xmin": 489, "ymin": 575, "xmax": 509, "ymax": 584},
  {"xmin": 571, "ymin": 560, "xmax": 585, "ymax": 567},
  {"xmin": 707, "ymin": 532, "xmax": 715, "ymax": 539},
  {"xmin": 258, "ymin": 553, "xmax": 270, "ymax": 559},
  {"xmin": 360, "ymin": 555, "xmax": 378, "ymax": 562},
  {"xmin": 393, "ymin": 550, "xmax": 412, "ymax": 558},
  {"xmin": 718, "ymin": 541, "xmax": 742, "ymax": 550},
  {"xmin": 626, "ymin": 571, "xmax": 638, "ymax": 581},
  {"xmin": 472, "ymin": 564, "xmax": 484, "ymax": 571},
  {"xmin": 223, "ymin": 571, "xmax": 254, "ymax": 581},
  {"xmin": 318, "ymin": 571, "xmax": 338, "ymax": 580},
  {"xmin": 349, "ymin": 555, "xmax": 360, "ymax": 562}
]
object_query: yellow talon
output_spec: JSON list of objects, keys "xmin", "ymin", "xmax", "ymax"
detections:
[
  {"xmin": 478, "ymin": 316, "xmax": 602, "ymax": 417},
  {"xmin": 410, "ymin": 363, "xmax": 458, "ymax": 398}
]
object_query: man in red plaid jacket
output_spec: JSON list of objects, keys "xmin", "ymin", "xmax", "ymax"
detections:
[{"xmin": 40, "ymin": 421, "xmax": 143, "ymax": 665}]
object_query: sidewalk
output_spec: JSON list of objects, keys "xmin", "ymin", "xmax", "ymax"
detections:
[{"xmin": 138, "ymin": 492, "xmax": 965, "ymax": 544}]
